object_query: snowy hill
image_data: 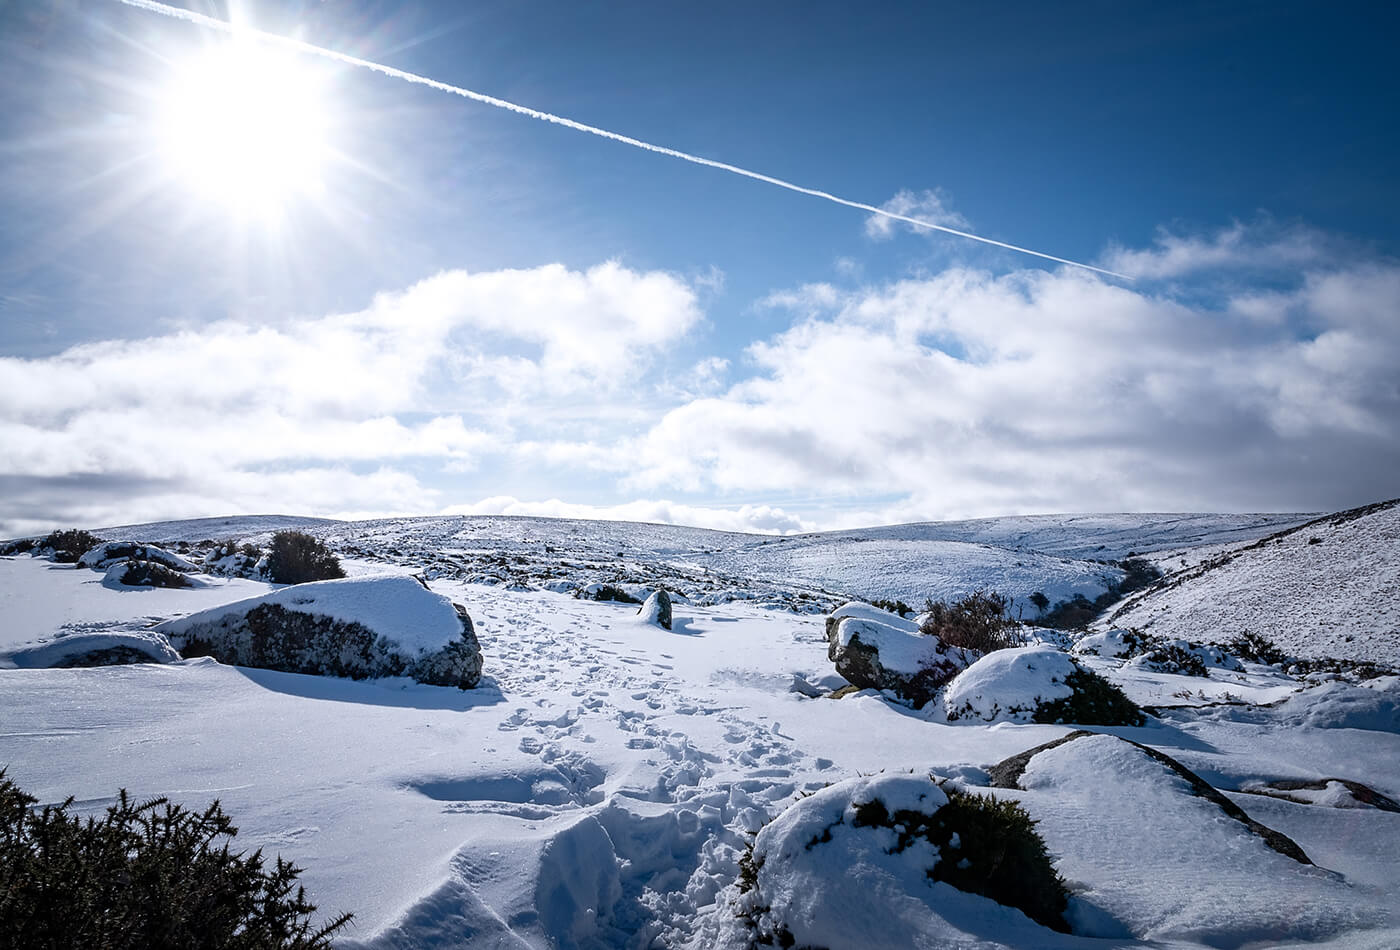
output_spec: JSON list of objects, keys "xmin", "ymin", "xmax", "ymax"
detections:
[
  {"xmin": 3, "ymin": 504, "xmax": 1398, "ymax": 948},
  {"xmin": 77, "ymin": 509, "xmax": 1313, "ymax": 619},
  {"xmin": 1108, "ymin": 499, "xmax": 1400, "ymax": 664}
]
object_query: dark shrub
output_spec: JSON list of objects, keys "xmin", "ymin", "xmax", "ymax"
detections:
[
  {"xmin": 42, "ymin": 529, "xmax": 100, "ymax": 564},
  {"xmin": 920, "ymin": 590, "xmax": 1024, "ymax": 653},
  {"xmin": 1226, "ymin": 631, "xmax": 1289, "ymax": 666},
  {"xmin": 112, "ymin": 559, "xmax": 194, "ymax": 589},
  {"xmin": 851, "ymin": 786, "xmax": 1069, "ymax": 932},
  {"xmin": 576, "ymin": 584, "xmax": 641, "ymax": 604},
  {"xmin": 1039, "ymin": 593, "xmax": 1099, "ymax": 630},
  {"xmin": 1116, "ymin": 558, "xmax": 1161, "ymax": 596},
  {"xmin": 266, "ymin": 531, "xmax": 344, "ymax": 585},
  {"xmin": 1028, "ymin": 591, "xmax": 1050, "ymax": 613},
  {"xmin": 0, "ymin": 538, "xmax": 37, "ymax": 556},
  {"xmin": 1032, "ymin": 669, "xmax": 1145, "ymax": 726},
  {"xmin": 0, "ymin": 770, "xmax": 352, "ymax": 948},
  {"xmin": 869, "ymin": 598, "xmax": 914, "ymax": 618},
  {"xmin": 1138, "ymin": 642, "xmax": 1208, "ymax": 677}
]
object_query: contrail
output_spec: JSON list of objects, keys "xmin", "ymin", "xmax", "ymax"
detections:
[{"xmin": 116, "ymin": 0, "xmax": 1130, "ymax": 280}]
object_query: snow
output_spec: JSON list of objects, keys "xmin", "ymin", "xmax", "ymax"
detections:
[
  {"xmin": 1071, "ymin": 629, "xmax": 1135, "ymax": 658},
  {"xmin": 1013, "ymin": 733, "xmax": 1396, "ymax": 946},
  {"xmin": 943, "ymin": 646, "xmax": 1078, "ymax": 722},
  {"xmin": 829, "ymin": 600, "xmax": 919, "ymax": 632},
  {"xmin": 1109, "ymin": 499, "xmax": 1400, "ymax": 664},
  {"xmin": 1, "ymin": 630, "xmax": 181, "ymax": 669},
  {"xmin": 0, "ymin": 554, "xmax": 273, "ymax": 655},
  {"xmin": 155, "ymin": 574, "xmax": 465, "ymax": 658},
  {"xmin": 1, "ymin": 507, "xmax": 1398, "ymax": 949}
]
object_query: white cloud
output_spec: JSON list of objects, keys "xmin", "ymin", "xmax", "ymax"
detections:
[
  {"xmin": 865, "ymin": 188, "xmax": 970, "ymax": 241},
  {"xmin": 0, "ymin": 262, "xmax": 702, "ymax": 534},
  {"xmin": 627, "ymin": 245, "xmax": 1400, "ymax": 518},
  {"xmin": 1099, "ymin": 219, "xmax": 1332, "ymax": 280}
]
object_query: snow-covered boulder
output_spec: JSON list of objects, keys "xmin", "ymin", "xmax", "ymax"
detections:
[
  {"xmin": 155, "ymin": 575, "xmax": 483, "ymax": 688},
  {"xmin": 945, "ymin": 646, "xmax": 1143, "ymax": 725},
  {"xmin": 982, "ymin": 732, "xmax": 1373, "ymax": 946},
  {"xmin": 78, "ymin": 541, "xmax": 199, "ymax": 573},
  {"xmin": 202, "ymin": 542, "xmax": 267, "ymax": 579},
  {"xmin": 103, "ymin": 559, "xmax": 206, "ymax": 590},
  {"xmin": 636, "ymin": 589, "xmax": 673, "ymax": 630},
  {"xmin": 2, "ymin": 631, "xmax": 182, "ymax": 669},
  {"xmin": 731, "ymin": 773, "xmax": 1071, "ymax": 948},
  {"xmin": 825, "ymin": 603, "xmax": 976, "ymax": 707}
]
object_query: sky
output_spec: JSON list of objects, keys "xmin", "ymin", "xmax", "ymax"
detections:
[{"xmin": 1, "ymin": 0, "xmax": 1398, "ymax": 537}]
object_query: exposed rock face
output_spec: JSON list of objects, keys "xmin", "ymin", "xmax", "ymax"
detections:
[
  {"xmin": 167, "ymin": 599, "xmax": 483, "ymax": 689},
  {"xmin": 636, "ymin": 589, "xmax": 673, "ymax": 630},
  {"xmin": 412, "ymin": 604, "xmax": 484, "ymax": 687},
  {"xmin": 824, "ymin": 603, "xmax": 976, "ymax": 707}
]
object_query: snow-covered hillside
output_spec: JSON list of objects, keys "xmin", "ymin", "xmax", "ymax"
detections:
[
  {"xmin": 1109, "ymin": 499, "xmax": 1400, "ymax": 664},
  {"xmin": 2, "ymin": 505, "xmax": 1398, "ymax": 948},
  {"xmin": 87, "ymin": 508, "xmax": 1316, "ymax": 618}
]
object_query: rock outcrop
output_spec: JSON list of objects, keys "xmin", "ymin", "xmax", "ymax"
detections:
[
  {"xmin": 825, "ymin": 603, "xmax": 976, "ymax": 707},
  {"xmin": 156, "ymin": 575, "xmax": 483, "ymax": 688},
  {"xmin": 78, "ymin": 542, "xmax": 200, "ymax": 573},
  {"xmin": 636, "ymin": 589, "xmax": 673, "ymax": 630}
]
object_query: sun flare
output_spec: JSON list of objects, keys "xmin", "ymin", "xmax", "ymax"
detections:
[{"xmin": 155, "ymin": 41, "xmax": 333, "ymax": 217}]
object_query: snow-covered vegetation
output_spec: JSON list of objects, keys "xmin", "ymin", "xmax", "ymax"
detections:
[{"xmin": 1, "ymin": 503, "xmax": 1397, "ymax": 947}]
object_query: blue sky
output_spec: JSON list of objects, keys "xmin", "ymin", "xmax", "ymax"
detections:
[{"xmin": 1, "ymin": 0, "xmax": 1398, "ymax": 535}]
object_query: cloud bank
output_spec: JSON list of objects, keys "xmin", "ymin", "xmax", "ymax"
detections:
[
  {"xmin": 2, "ymin": 222, "xmax": 1396, "ymax": 536},
  {"xmin": 0, "ymin": 262, "xmax": 703, "ymax": 533},
  {"xmin": 629, "ymin": 227, "xmax": 1400, "ymax": 519}
]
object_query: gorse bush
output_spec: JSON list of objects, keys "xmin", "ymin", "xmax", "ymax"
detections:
[
  {"xmin": 42, "ymin": 528, "xmax": 100, "ymax": 564},
  {"xmin": 1226, "ymin": 631, "xmax": 1289, "ymax": 666},
  {"xmin": 920, "ymin": 590, "xmax": 1024, "ymax": 653},
  {"xmin": 868, "ymin": 597, "xmax": 914, "ymax": 618},
  {"xmin": 0, "ymin": 770, "xmax": 352, "ymax": 949},
  {"xmin": 113, "ymin": 559, "xmax": 194, "ymax": 589},
  {"xmin": 1032, "ymin": 668, "xmax": 1145, "ymax": 726},
  {"xmin": 266, "ymin": 531, "xmax": 345, "ymax": 585},
  {"xmin": 850, "ymin": 785, "xmax": 1069, "ymax": 932}
]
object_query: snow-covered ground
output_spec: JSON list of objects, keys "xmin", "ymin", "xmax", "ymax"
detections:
[
  {"xmin": 1110, "ymin": 499, "xmax": 1400, "ymax": 664},
  {"xmin": 2, "ymin": 507, "xmax": 1398, "ymax": 948}
]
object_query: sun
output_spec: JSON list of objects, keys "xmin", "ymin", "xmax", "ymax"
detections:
[{"xmin": 154, "ymin": 40, "xmax": 334, "ymax": 218}]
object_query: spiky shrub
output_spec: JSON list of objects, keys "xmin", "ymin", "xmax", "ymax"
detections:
[
  {"xmin": 42, "ymin": 529, "xmax": 100, "ymax": 564},
  {"xmin": 0, "ymin": 538, "xmax": 37, "ymax": 556},
  {"xmin": 577, "ymin": 584, "xmax": 641, "ymax": 604},
  {"xmin": 1032, "ymin": 669, "xmax": 1144, "ymax": 726},
  {"xmin": 265, "ymin": 531, "xmax": 344, "ymax": 585},
  {"xmin": 851, "ymin": 786, "xmax": 1070, "ymax": 933},
  {"xmin": 1138, "ymin": 642, "xmax": 1208, "ymax": 677},
  {"xmin": 0, "ymin": 770, "xmax": 352, "ymax": 948},
  {"xmin": 869, "ymin": 598, "xmax": 914, "ymax": 618},
  {"xmin": 1226, "ymin": 631, "xmax": 1289, "ymax": 666},
  {"xmin": 113, "ymin": 559, "xmax": 193, "ymax": 589},
  {"xmin": 920, "ymin": 590, "xmax": 1024, "ymax": 653}
]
